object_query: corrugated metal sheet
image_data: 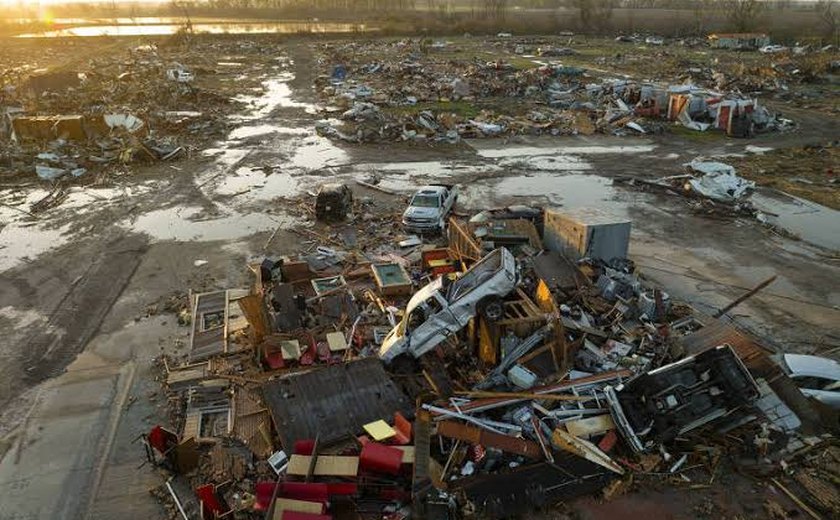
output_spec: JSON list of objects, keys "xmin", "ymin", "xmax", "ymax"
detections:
[{"xmin": 262, "ymin": 358, "xmax": 412, "ymax": 449}]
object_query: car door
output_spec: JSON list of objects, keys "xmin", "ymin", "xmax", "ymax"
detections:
[{"xmin": 443, "ymin": 188, "xmax": 454, "ymax": 215}]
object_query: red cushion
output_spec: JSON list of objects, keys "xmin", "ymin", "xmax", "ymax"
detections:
[
  {"xmin": 360, "ymin": 442, "xmax": 403, "ymax": 475},
  {"xmin": 280, "ymin": 482, "xmax": 329, "ymax": 504}
]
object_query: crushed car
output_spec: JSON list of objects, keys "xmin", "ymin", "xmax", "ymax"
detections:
[
  {"xmin": 605, "ymin": 344, "xmax": 760, "ymax": 452},
  {"xmin": 402, "ymin": 184, "xmax": 458, "ymax": 234},
  {"xmin": 773, "ymin": 353, "xmax": 840, "ymax": 409},
  {"xmin": 379, "ymin": 247, "xmax": 517, "ymax": 363}
]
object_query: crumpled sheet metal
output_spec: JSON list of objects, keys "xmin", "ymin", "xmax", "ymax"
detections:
[{"xmin": 686, "ymin": 159, "xmax": 756, "ymax": 202}]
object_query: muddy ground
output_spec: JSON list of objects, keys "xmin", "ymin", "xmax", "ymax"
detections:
[{"xmin": 0, "ymin": 35, "xmax": 838, "ymax": 519}]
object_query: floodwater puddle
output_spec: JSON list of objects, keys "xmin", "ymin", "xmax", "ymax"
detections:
[
  {"xmin": 0, "ymin": 220, "xmax": 72, "ymax": 271},
  {"xmin": 0, "ymin": 306, "xmax": 48, "ymax": 330},
  {"xmin": 17, "ymin": 21, "xmax": 375, "ymax": 39},
  {"xmin": 215, "ymin": 167, "xmax": 302, "ymax": 200},
  {"xmin": 376, "ymin": 161, "xmax": 462, "ymax": 177},
  {"xmin": 475, "ymin": 144, "xmax": 656, "ymax": 159},
  {"xmin": 497, "ymin": 173, "xmax": 626, "ymax": 210},
  {"xmin": 456, "ymin": 172, "xmax": 636, "ymax": 218},
  {"xmin": 752, "ymin": 189, "xmax": 840, "ymax": 251},
  {"xmin": 121, "ymin": 206, "xmax": 294, "ymax": 242},
  {"xmin": 233, "ymin": 73, "xmax": 316, "ymax": 121},
  {"xmin": 498, "ymin": 155, "xmax": 593, "ymax": 171},
  {"xmin": 228, "ymin": 124, "xmax": 310, "ymax": 140},
  {"xmin": 370, "ymin": 176, "xmax": 420, "ymax": 194},
  {"xmin": 373, "ymin": 161, "xmax": 503, "ymax": 180},
  {"xmin": 288, "ymin": 136, "xmax": 349, "ymax": 170},
  {"xmin": 0, "ymin": 184, "xmax": 159, "ymax": 271}
]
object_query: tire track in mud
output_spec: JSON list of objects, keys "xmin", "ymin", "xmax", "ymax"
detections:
[{"xmin": 19, "ymin": 233, "xmax": 148, "ymax": 388}]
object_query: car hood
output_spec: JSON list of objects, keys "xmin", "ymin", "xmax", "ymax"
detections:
[
  {"xmin": 404, "ymin": 206, "xmax": 440, "ymax": 219},
  {"xmin": 783, "ymin": 354, "xmax": 840, "ymax": 381}
]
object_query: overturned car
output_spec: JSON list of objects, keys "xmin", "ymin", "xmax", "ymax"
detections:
[
  {"xmin": 379, "ymin": 247, "xmax": 517, "ymax": 363},
  {"xmin": 605, "ymin": 344, "xmax": 760, "ymax": 452}
]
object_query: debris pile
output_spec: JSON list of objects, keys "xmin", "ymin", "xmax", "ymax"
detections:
[
  {"xmin": 313, "ymin": 39, "xmax": 793, "ymax": 144},
  {"xmin": 616, "ymin": 159, "xmax": 762, "ymax": 218},
  {"xmin": 0, "ymin": 39, "xmax": 285, "ymax": 183},
  {"xmin": 144, "ymin": 193, "xmax": 838, "ymax": 519}
]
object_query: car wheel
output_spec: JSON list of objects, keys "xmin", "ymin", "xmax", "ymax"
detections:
[{"xmin": 478, "ymin": 296, "xmax": 504, "ymax": 322}]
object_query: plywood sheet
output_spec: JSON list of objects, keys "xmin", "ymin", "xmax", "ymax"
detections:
[{"xmin": 286, "ymin": 455, "xmax": 360, "ymax": 476}]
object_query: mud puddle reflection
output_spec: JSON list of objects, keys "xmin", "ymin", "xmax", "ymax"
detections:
[{"xmin": 753, "ymin": 189, "xmax": 840, "ymax": 251}]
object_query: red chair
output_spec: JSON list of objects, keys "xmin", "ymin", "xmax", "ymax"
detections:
[
  {"xmin": 392, "ymin": 412, "xmax": 412, "ymax": 445},
  {"xmin": 196, "ymin": 484, "xmax": 228, "ymax": 520}
]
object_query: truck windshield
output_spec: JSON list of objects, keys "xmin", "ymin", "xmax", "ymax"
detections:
[
  {"xmin": 396, "ymin": 278, "xmax": 444, "ymax": 335},
  {"xmin": 411, "ymin": 194, "xmax": 440, "ymax": 208}
]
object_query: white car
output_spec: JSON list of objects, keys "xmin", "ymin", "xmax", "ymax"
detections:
[
  {"xmin": 760, "ymin": 45, "xmax": 788, "ymax": 54},
  {"xmin": 379, "ymin": 248, "xmax": 517, "ymax": 363},
  {"xmin": 775, "ymin": 354, "xmax": 840, "ymax": 409},
  {"xmin": 402, "ymin": 184, "xmax": 458, "ymax": 234}
]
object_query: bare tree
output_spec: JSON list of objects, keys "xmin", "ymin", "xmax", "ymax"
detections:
[
  {"xmin": 817, "ymin": 0, "xmax": 838, "ymax": 45},
  {"xmin": 722, "ymin": 0, "xmax": 764, "ymax": 33},
  {"xmin": 690, "ymin": 0, "xmax": 717, "ymax": 36},
  {"xmin": 485, "ymin": 0, "xmax": 509, "ymax": 20}
]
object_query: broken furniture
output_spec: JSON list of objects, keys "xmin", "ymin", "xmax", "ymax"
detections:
[
  {"xmin": 188, "ymin": 289, "xmax": 251, "ymax": 362},
  {"xmin": 315, "ymin": 183, "xmax": 353, "ymax": 221},
  {"xmin": 371, "ymin": 262, "xmax": 412, "ymax": 296}
]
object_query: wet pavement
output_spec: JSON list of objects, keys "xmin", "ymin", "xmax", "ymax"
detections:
[{"xmin": 0, "ymin": 42, "xmax": 838, "ymax": 520}]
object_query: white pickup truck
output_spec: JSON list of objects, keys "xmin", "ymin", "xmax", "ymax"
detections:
[
  {"xmin": 402, "ymin": 184, "xmax": 458, "ymax": 234},
  {"xmin": 379, "ymin": 248, "xmax": 518, "ymax": 363}
]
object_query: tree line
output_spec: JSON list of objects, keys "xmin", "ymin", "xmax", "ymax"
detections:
[{"xmin": 168, "ymin": 0, "xmax": 836, "ymax": 40}]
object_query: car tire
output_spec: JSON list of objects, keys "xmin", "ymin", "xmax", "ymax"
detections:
[{"xmin": 478, "ymin": 296, "xmax": 504, "ymax": 322}]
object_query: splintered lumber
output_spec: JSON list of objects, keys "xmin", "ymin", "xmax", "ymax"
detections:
[
  {"xmin": 437, "ymin": 420, "xmax": 544, "ymax": 459},
  {"xmin": 454, "ymin": 391, "xmax": 591, "ymax": 402},
  {"xmin": 714, "ymin": 275, "xmax": 777, "ymax": 317}
]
